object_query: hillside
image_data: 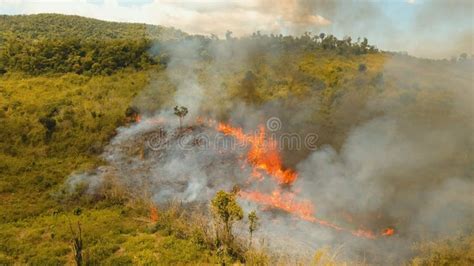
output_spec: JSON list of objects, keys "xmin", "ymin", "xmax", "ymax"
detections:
[
  {"xmin": 0, "ymin": 14, "xmax": 473, "ymax": 265},
  {"xmin": 0, "ymin": 14, "xmax": 189, "ymax": 75},
  {"xmin": 0, "ymin": 13, "xmax": 186, "ymax": 41}
]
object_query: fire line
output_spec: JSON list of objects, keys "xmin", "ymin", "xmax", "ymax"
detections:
[{"xmin": 214, "ymin": 120, "xmax": 394, "ymax": 239}]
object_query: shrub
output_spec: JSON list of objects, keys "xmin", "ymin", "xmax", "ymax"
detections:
[
  {"xmin": 358, "ymin": 63, "xmax": 367, "ymax": 72},
  {"xmin": 39, "ymin": 116, "xmax": 57, "ymax": 141}
]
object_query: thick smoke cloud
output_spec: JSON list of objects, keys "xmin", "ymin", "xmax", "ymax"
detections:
[
  {"xmin": 290, "ymin": 55, "xmax": 473, "ymax": 261},
  {"xmin": 282, "ymin": 0, "xmax": 473, "ymax": 58}
]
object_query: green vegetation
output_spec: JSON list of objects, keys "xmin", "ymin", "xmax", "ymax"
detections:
[
  {"xmin": 0, "ymin": 14, "xmax": 378, "ymax": 76},
  {"xmin": 173, "ymin": 105, "xmax": 188, "ymax": 128},
  {"xmin": 247, "ymin": 210, "xmax": 259, "ymax": 248},
  {"xmin": 0, "ymin": 14, "xmax": 186, "ymax": 75},
  {"xmin": 0, "ymin": 36, "xmax": 158, "ymax": 75},
  {"xmin": 0, "ymin": 14, "xmax": 472, "ymax": 265},
  {"xmin": 211, "ymin": 190, "xmax": 243, "ymax": 251},
  {"xmin": 0, "ymin": 70, "xmax": 152, "ymax": 221},
  {"xmin": 410, "ymin": 236, "xmax": 474, "ymax": 265},
  {"xmin": 0, "ymin": 13, "xmax": 185, "ymax": 40}
]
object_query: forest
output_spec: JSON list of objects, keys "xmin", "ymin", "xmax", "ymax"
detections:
[{"xmin": 0, "ymin": 14, "xmax": 379, "ymax": 75}]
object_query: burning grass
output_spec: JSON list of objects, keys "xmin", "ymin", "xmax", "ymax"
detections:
[{"xmin": 214, "ymin": 120, "xmax": 393, "ymax": 240}]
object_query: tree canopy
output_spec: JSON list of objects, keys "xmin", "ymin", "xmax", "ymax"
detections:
[{"xmin": 0, "ymin": 14, "xmax": 380, "ymax": 76}]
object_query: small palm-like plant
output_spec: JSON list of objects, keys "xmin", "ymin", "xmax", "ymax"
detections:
[{"xmin": 173, "ymin": 106, "xmax": 188, "ymax": 128}]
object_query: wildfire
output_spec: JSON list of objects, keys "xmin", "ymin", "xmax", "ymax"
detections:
[
  {"xmin": 382, "ymin": 227, "xmax": 395, "ymax": 236},
  {"xmin": 211, "ymin": 119, "xmax": 392, "ymax": 239},
  {"xmin": 239, "ymin": 189, "xmax": 377, "ymax": 239},
  {"xmin": 150, "ymin": 206, "xmax": 159, "ymax": 222},
  {"xmin": 240, "ymin": 190, "xmax": 315, "ymax": 220},
  {"xmin": 217, "ymin": 123, "xmax": 297, "ymax": 184}
]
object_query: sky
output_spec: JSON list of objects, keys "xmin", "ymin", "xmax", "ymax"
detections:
[{"xmin": 1, "ymin": 0, "xmax": 473, "ymax": 59}]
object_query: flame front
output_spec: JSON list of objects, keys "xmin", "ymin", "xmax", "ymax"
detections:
[
  {"xmin": 382, "ymin": 227, "xmax": 395, "ymax": 236},
  {"xmin": 212, "ymin": 120, "xmax": 394, "ymax": 239},
  {"xmin": 239, "ymin": 190, "xmax": 314, "ymax": 220},
  {"xmin": 217, "ymin": 123, "xmax": 297, "ymax": 184}
]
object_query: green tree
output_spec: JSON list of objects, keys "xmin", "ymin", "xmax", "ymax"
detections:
[
  {"xmin": 211, "ymin": 190, "xmax": 243, "ymax": 246},
  {"xmin": 248, "ymin": 210, "xmax": 259, "ymax": 248},
  {"xmin": 360, "ymin": 37, "xmax": 369, "ymax": 52},
  {"xmin": 173, "ymin": 106, "xmax": 188, "ymax": 128}
]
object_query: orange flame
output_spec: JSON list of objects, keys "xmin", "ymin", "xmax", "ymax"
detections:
[
  {"xmin": 240, "ymin": 190, "xmax": 315, "ymax": 220},
  {"xmin": 150, "ymin": 206, "xmax": 159, "ymax": 222},
  {"xmin": 382, "ymin": 227, "xmax": 395, "ymax": 236},
  {"xmin": 217, "ymin": 123, "xmax": 297, "ymax": 184},
  {"xmin": 135, "ymin": 114, "xmax": 142, "ymax": 123},
  {"xmin": 239, "ymin": 189, "xmax": 377, "ymax": 239},
  {"xmin": 208, "ymin": 119, "xmax": 391, "ymax": 239}
]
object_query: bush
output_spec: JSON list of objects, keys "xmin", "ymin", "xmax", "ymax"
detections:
[{"xmin": 39, "ymin": 116, "xmax": 57, "ymax": 141}]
